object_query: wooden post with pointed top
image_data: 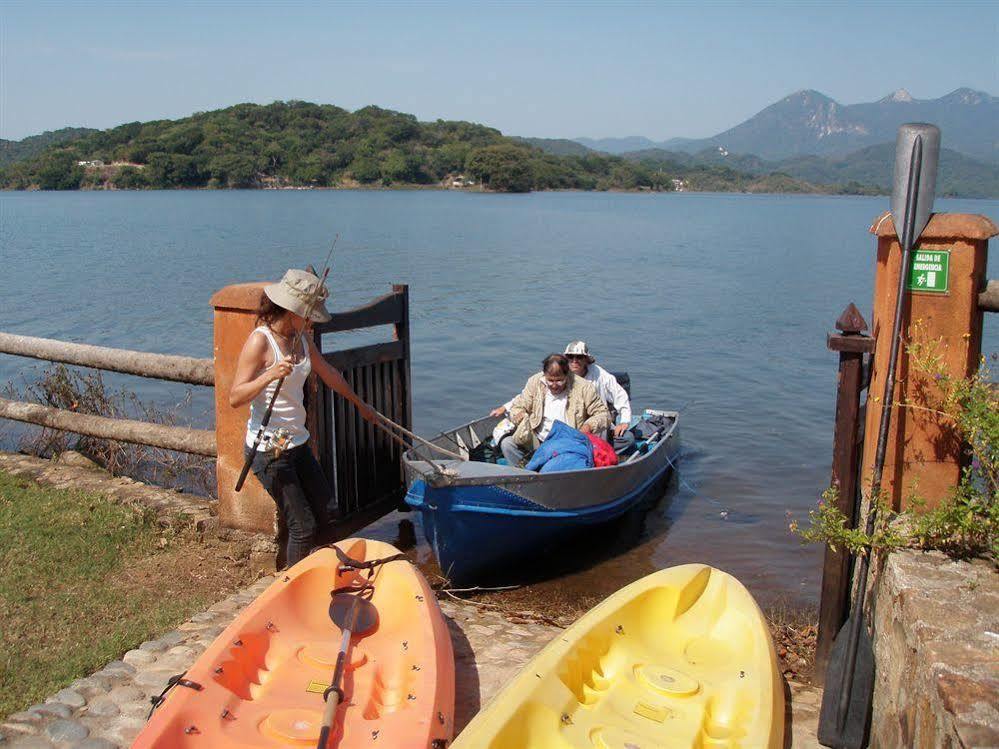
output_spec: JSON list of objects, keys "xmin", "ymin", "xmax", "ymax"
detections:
[{"xmin": 815, "ymin": 303, "xmax": 876, "ymax": 683}]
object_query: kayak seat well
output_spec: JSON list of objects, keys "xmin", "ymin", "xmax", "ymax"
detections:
[{"xmin": 481, "ymin": 567, "xmax": 770, "ymax": 748}]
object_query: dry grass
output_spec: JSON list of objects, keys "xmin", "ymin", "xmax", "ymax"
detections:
[{"xmin": 3, "ymin": 364, "xmax": 214, "ymax": 495}]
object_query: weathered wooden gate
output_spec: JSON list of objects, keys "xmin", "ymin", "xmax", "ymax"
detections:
[{"xmin": 306, "ymin": 284, "xmax": 413, "ymax": 537}]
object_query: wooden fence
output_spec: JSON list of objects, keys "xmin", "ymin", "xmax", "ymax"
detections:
[
  {"xmin": 0, "ymin": 285, "xmax": 414, "ymax": 539},
  {"xmin": 0, "ymin": 334, "xmax": 216, "ymax": 453}
]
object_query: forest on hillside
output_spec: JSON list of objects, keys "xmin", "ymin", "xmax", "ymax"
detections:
[{"xmin": 0, "ymin": 101, "xmax": 884, "ymax": 195}]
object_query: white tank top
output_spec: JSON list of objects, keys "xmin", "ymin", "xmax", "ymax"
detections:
[{"xmin": 245, "ymin": 326, "xmax": 311, "ymax": 449}]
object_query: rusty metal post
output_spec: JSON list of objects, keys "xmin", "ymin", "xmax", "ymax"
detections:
[
  {"xmin": 815, "ymin": 304, "xmax": 875, "ymax": 683},
  {"xmin": 862, "ymin": 213, "xmax": 997, "ymax": 511},
  {"xmin": 210, "ymin": 282, "xmax": 277, "ymax": 534}
]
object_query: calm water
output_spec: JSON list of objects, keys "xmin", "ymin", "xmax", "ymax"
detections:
[{"xmin": 2, "ymin": 190, "xmax": 997, "ymax": 608}]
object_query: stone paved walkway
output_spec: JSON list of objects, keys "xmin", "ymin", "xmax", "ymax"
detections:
[{"xmin": 1, "ymin": 572, "xmax": 822, "ymax": 748}]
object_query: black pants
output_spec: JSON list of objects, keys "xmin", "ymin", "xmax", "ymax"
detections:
[{"xmin": 247, "ymin": 443, "xmax": 333, "ymax": 567}]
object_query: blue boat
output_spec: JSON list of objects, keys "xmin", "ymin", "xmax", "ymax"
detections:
[{"xmin": 403, "ymin": 409, "xmax": 680, "ymax": 584}]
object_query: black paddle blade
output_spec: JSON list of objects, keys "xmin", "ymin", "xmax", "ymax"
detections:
[
  {"xmin": 818, "ymin": 615, "xmax": 874, "ymax": 749},
  {"xmin": 329, "ymin": 594, "xmax": 378, "ymax": 636}
]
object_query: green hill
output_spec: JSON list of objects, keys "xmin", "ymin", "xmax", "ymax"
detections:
[
  {"xmin": 3, "ymin": 100, "xmax": 916, "ymax": 196},
  {"xmin": 0, "ymin": 102, "xmax": 682, "ymax": 193},
  {"xmin": 0, "ymin": 127, "xmax": 97, "ymax": 167}
]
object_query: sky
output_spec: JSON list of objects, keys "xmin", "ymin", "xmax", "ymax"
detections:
[{"xmin": 2, "ymin": 1, "xmax": 997, "ymax": 142}]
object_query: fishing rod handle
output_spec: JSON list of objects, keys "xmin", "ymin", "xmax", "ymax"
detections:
[{"xmin": 233, "ymin": 378, "xmax": 286, "ymax": 492}]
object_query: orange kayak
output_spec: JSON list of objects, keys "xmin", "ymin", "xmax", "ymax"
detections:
[{"xmin": 131, "ymin": 539, "xmax": 454, "ymax": 748}]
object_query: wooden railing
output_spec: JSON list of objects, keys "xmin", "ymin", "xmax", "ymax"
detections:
[{"xmin": 0, "ymin": 334, "xmax": 216, "ymax": 454}]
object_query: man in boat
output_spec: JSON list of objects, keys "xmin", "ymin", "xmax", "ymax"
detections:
[
  {"xmin": 562, "ymin": 340, "xmax": 637, "ymax": 455},
  {"xmin": 496, "ymin": 353, "xmax": 610, "ymax": 467}
]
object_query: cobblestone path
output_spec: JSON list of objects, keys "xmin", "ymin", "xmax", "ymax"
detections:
[{"xmin": 1, "ymin": 572, "xmax": 822, "ymax": 748}]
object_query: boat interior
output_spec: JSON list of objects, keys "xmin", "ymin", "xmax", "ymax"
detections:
[{"xmin": 405, "ymin": 410, "xmax": 679, "ymax": 484}]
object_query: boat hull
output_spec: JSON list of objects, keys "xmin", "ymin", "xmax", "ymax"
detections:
[
  {"xmin": 404, "ymin": 414, "xmax": 679, "ymax": 583},
  {"xmin": 131, "ymin": 539, "xmax": 454, "ymax": 749},
  {"xmin": 451, "ymin": 564, "xmax": 785, "ymax": 748}
]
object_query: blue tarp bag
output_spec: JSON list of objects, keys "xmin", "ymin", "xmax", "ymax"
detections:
[{"xmin": 525, "ymin": 420, "xmax": 595, "ymax": 473}]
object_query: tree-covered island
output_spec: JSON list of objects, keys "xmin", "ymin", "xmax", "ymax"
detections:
[{"xmin": 0, "ymin": 100, "xmax": 966, "ymax": 195}]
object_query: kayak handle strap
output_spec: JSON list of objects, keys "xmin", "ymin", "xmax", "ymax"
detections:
[
  {"xmin": 332, "ymin": 545, "xmax": 407, "ymax": 573},
  {"xmin": 146, "ymin": 673, "xmax": 203, "ymax": 719}
]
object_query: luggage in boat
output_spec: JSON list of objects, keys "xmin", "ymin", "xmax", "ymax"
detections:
[
  {"xmin": 451, "ymin": 564, "xmax": 784, "ymax": 748},
  {"xmin": 404, "ymin": 409, "xmax": 680, "ymax": 584},
  {"xmin": 131, "ymin": 539, "xmax": 454, "ymax": 749}
]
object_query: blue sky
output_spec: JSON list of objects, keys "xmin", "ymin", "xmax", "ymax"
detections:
[{"xmin": 2, "ymin": 1, "xmax": 997, "ymax": 141}]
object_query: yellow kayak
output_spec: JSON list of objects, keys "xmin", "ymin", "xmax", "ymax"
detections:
[{"xmin": 452, "ymin": 564, "xmax": 784, "ymax": 749}]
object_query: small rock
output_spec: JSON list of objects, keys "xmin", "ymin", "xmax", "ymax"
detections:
[
  {"xmin": 54, "ymin": 451, "xmax": 101, "ymax": 470},
  {"xmin": 45, "ymin": 719, "xmax": 89, "ymax": 743},
  {"xmin": 73, "ymin": 739, "xmax": 119, "ymax": 749},
  {"xmin": 107, "ymin": 686, "xmax": 143, "ymax": 705},
  {"xmin": 85, "ymin": 696, "xmax": 120, "ymax": 718},
  {"xmin": 137, "ymin": 639, "xmax": 168, "ymax": 653},
  {"xmin": 1, "ymin": 721, "xmax": 40, "ymax": 737},
  {"xmin": 70, "ymin": 676, "xmax": 111, "ymax": 698},
  {"xmin": 52, "ymin": 689, "xmax": 86, "ymax": 708},
  {"xmin": 131, "ymin": 670, "xmax": 175, "ymax": 692},
  {"xmin": 30, "ymin": 703, "xmax": 73, "ymax": 719},
  {"xmin": 122, "ymin": 650, "xmax": 156, "ymax": 667},
  {"xmin": 159, "ymin": 632, "xmax": 185, "ymax": 648},
  {"xmin": 100, "ymin": 661, "xmax": 135, "ymax": 677},
  {"xmin": 6, "ymin": 737, "xmax": 53, "ymax": 748}
]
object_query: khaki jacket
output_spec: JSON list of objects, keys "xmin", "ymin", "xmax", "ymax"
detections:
[{"xmin": 509, "ymin": 372, "xmax": 610, "ymax": 449}]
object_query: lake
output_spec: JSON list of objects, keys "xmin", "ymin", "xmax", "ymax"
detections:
[{"xmin": 2, "ymin": 189, "xmax": 996, "ymax": 608}]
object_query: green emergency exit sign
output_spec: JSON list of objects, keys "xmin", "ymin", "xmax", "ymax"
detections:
[{"xmin": 907, "ymin": 249, "xmax": 950, "ymax": 293}]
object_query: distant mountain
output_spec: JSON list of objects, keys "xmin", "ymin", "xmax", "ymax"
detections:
[
  {"xmin": 620, "ymin": 143, "xmax": 999, "ymax": 198},
  {"xmin": 512, "ymin": 137, "xmax": 592, "ymax": 156},
  {"xmin": 0, "ymin": 127, "xmax": 97, "ymax": 167},
  {"xmin": 574, "ymin": 136, "xmax": 662, "ymax": 154},
  {"xmin": 621, "ymin": 88, "xmax": 998, "ymax": 163}
]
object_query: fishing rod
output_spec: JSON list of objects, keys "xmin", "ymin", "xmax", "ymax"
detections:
[{"xmin": 234, "ymin": 237, "xmax": 338, "ymax": 492}]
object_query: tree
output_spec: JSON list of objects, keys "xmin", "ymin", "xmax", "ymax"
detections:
[
  {"xmin": 111, "ymin": 166, "xmax": 150, "ymax": 189},
  {"xmin": 37, "ymin": 151, "xmax": 83, "ymax": 190},
  {"xmin": 467, "ymin": 145, "xmax": 535, "ymax": 192},
  {"xmin": 350, "ymin": 156, "xmax": 381, "ymax": 183}
]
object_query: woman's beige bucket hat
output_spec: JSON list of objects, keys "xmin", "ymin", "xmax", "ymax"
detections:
[{"xmin": 264, "ymin": 269, "xmax": 332, "ymax": 323}]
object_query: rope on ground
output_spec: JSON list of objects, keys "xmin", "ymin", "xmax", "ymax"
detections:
[{"xmin": 431, "ymin": 575, "xmax": 571, "ymax": 628}]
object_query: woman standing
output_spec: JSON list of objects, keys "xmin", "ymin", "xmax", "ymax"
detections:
[{"xmin": 229, "ymin": 268, "xmax": 378, "ymax": 566}]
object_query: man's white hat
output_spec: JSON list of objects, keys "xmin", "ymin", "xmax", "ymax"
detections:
[{"xmin": 563, "ymin": 340, "xmax": 595, "ymax": 363}]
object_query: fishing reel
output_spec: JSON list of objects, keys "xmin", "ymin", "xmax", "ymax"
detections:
[{"xmin": 264, "ymin": 428, "xmax": 293, "ymax": 457}]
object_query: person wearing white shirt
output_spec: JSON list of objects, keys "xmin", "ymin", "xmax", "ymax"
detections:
[
  {"xmin": 490, "ymin": 342, "xmax": 636, "ymax": 456},
  {"xmin": 563, "ymin": 340, "xmax": 636, "ymax": 454}
]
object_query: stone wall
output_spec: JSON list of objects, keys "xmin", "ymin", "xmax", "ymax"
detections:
[{"xmin": 871, "ymin": 549, "xmax": 998, "ymax": 748}]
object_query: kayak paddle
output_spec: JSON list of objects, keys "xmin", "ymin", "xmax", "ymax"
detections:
[{"xmin": 817, "ymin": 123, "xmax": 940, "ymax": 749}]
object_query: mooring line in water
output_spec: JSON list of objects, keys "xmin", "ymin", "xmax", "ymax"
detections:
[{"xmin": 661, "ymin": 448, "xmax": 727, "ymax": 510}]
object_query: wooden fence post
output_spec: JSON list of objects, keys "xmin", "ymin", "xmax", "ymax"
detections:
[
  {"xmin": 210, "ymin": 283, "xmax": 276, "ymax": 534},
  {"xmin": 862, "ymin": 213, "xmax": 997, "ymax": 510},
  {"xmin": 815, "ymin": 303, "xmax": 875, "ymax": 683}
]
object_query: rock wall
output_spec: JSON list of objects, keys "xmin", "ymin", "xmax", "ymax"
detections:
[{"xmin": 871, "ymin": 549, "xmax": 998, "ymax": 748}]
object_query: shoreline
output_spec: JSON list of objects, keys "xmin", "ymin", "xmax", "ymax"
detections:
[{"xmin": 0, "ymin": 184, "xmax": 902, "ymax": 198}]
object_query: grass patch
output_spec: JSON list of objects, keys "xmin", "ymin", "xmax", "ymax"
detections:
[{"xmin": 0, "ymin": 470, "xmax": 260, "ymax": 717}]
